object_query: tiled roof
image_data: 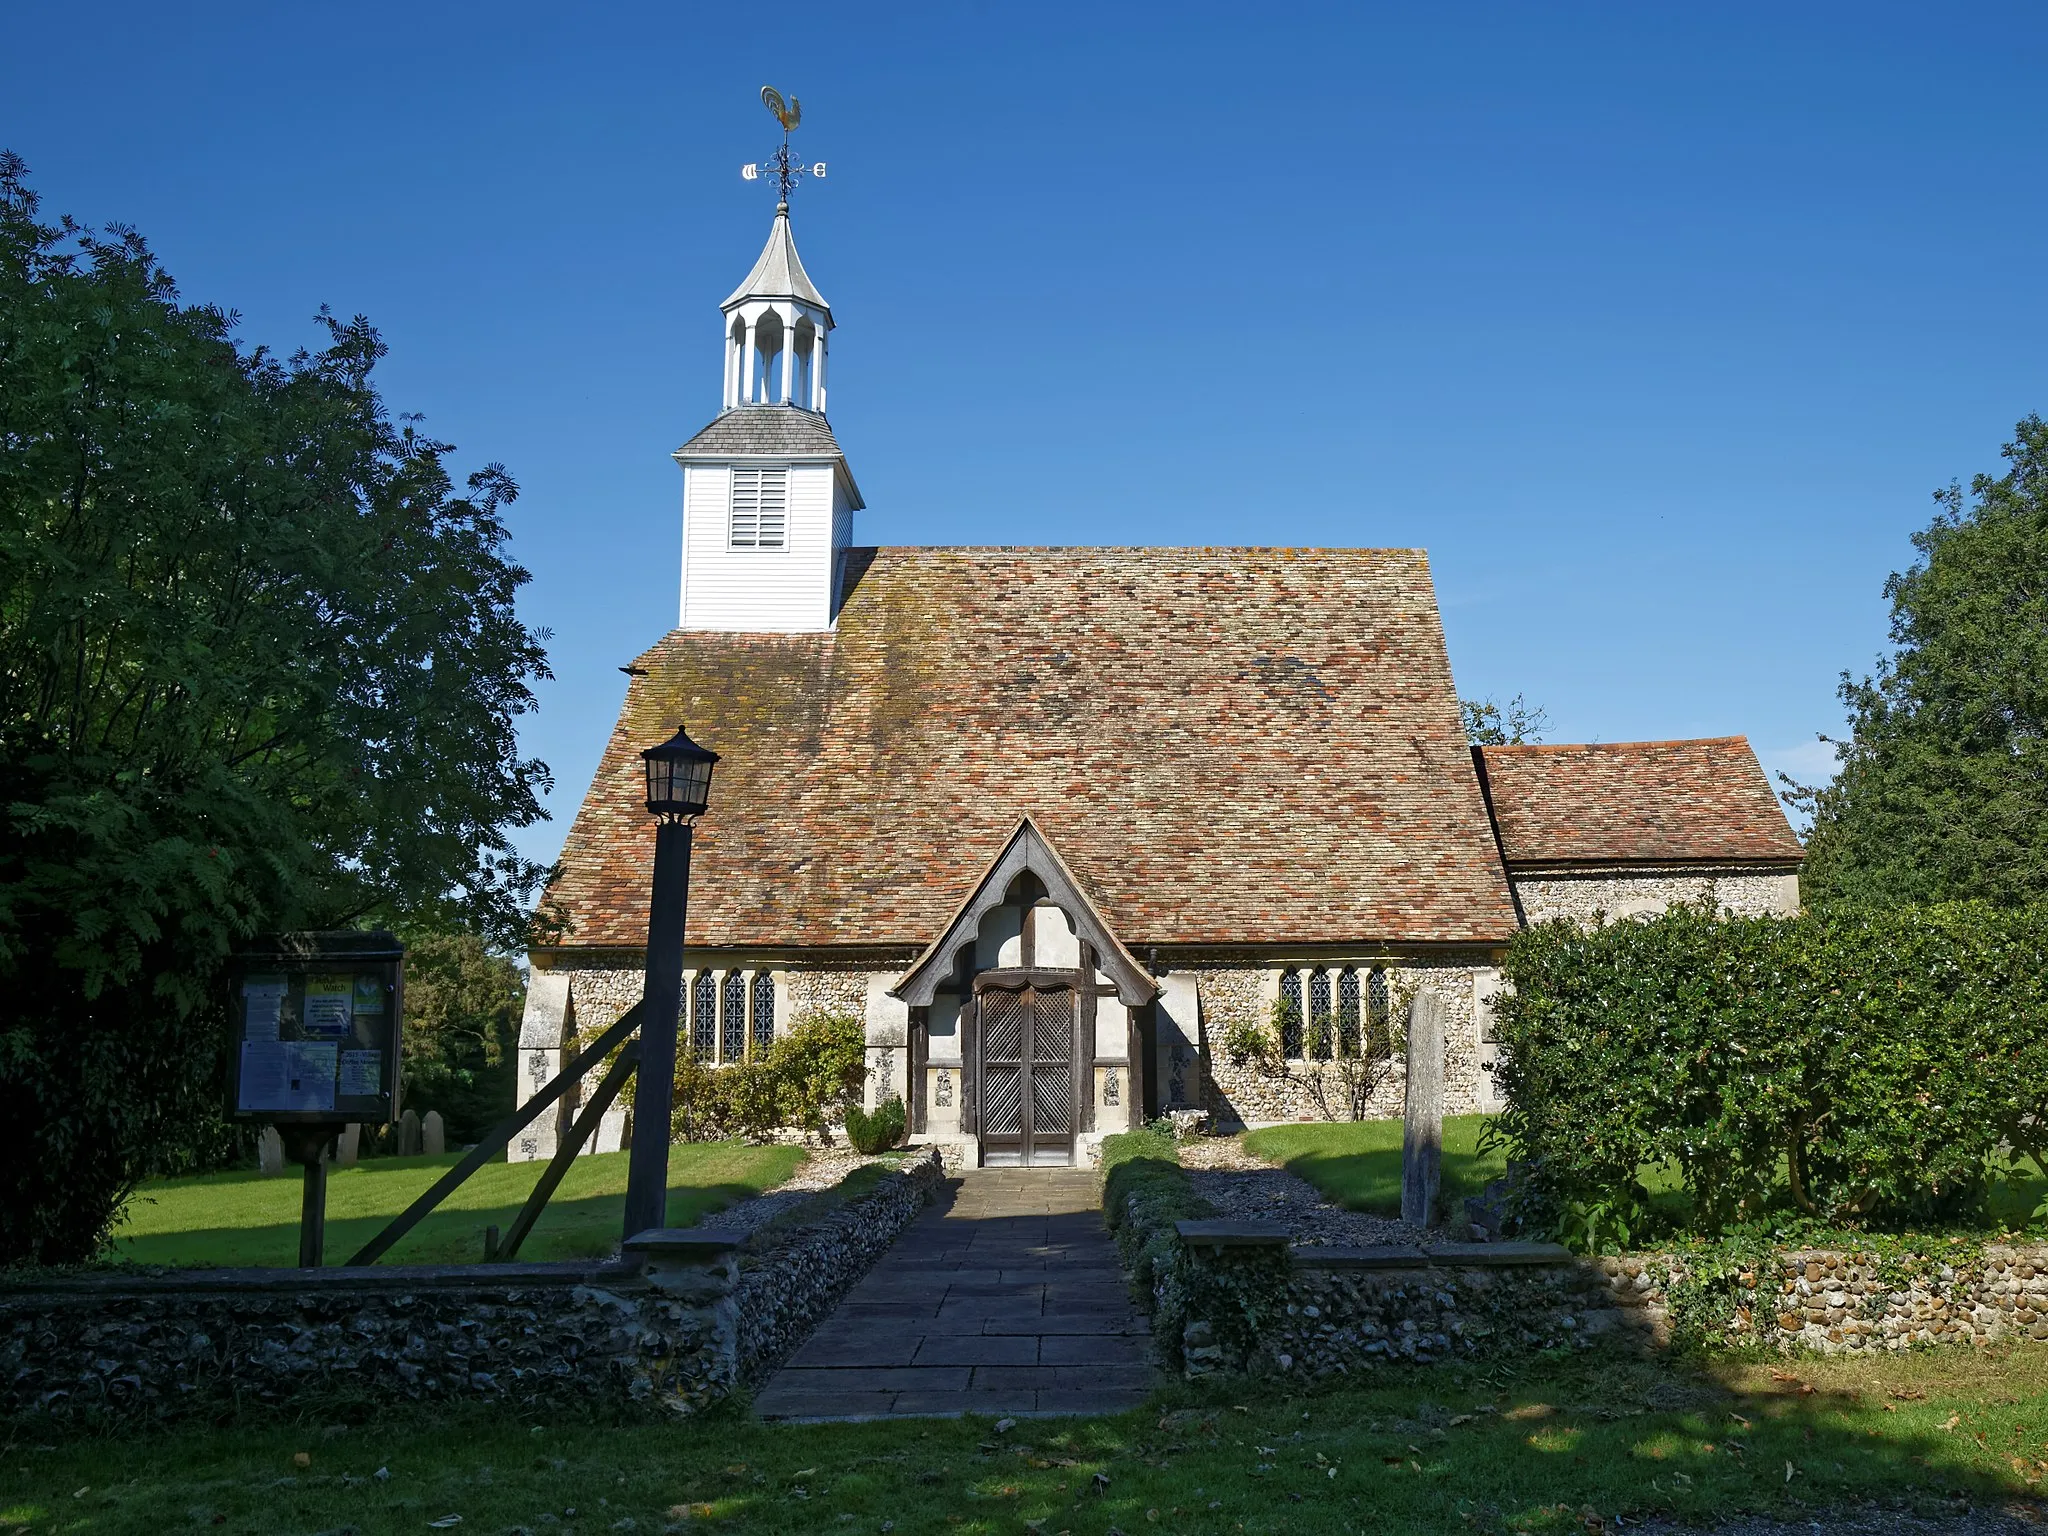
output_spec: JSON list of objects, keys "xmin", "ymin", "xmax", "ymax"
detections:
[
  {"xmin": 547, "ymin": 547, "xmax": 1520, "ymax": 952},
  {"xmin": 1476, "ymin": 738, "xmax": 1805, "ymax": 866},
  {"xmin": 675, "ymin": 407, "xmax": 843, "ymax": 458}
]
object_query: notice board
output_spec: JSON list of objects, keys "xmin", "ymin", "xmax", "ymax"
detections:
[{"xmin": 228, "ymin": 932, "xmax": 404, "ymax": 1124}]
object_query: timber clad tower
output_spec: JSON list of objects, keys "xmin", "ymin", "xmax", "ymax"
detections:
[{"xmin": 516, "ymin": 193, "xmax": 1805, "ymax": 1168}]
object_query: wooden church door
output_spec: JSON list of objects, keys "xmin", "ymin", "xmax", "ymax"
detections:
[{"xmin": 975, "ymin": 982, "xmax": 1077, "ymax": 1167}]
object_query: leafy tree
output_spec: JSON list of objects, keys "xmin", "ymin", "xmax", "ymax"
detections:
[
  {"xmin": 1798, "ymin": 416, "xmax": 2048, "ymax": 908},
  {"xmin": 0, "ymin": 155, "xmax": 553, "ymax": 1262},
  {"xmin": 1461, "ymin": 692, "xmax": 1550, "ymax": 746},
  {"xmin": 396, "ymin": 929, "xmax": 525, "ymax": 1146}
]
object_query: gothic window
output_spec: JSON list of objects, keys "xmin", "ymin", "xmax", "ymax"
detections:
[
  {"xmin": 722, "ymin": 971, "xmax": 747, "ymax": 1060},
  {"xmin": 1276, "ymin": 967, "xmax": 1393, "ymax": 1061},
  {"xmin": 1278, "ymin": 970, "xmax": 1304, "ymax": 1059},
  {"xmin": 691, "ymin": 973, "xmax": 716, "ymax": 1062},
  {"xmin": 1368, "ymin": 967, "xmax": 1391, "ymax": 1043},
  {"xmin": 729, "ymin": 467, "xmax": 788, "ymax": 549},
  {"xmin": 1307, "ymin": 969, "xmax": 1334, "ymax": 1059},
  {"xmin": 750, "ymin": 972, "xmax": 775, "ymax": 1056}
]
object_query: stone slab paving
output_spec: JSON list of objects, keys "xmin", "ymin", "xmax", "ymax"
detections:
[{"xmin": 752, "ymin": 1168, "xmax": 1155, "ymax": 1422}]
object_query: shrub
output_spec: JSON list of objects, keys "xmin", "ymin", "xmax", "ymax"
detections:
[
  {"xmin": 844, "ymin": 1096, "xmax": 905, "ymax": 1154},
  {"xmin": 769, "ymin": 1008, "xmax": 867, "ymax": 1141},
  {"xmin": 669, "ymin": 1007, "xmax": 867, "ymax": 1144},
  {"xmin": 1101, "ymin": 1124, "xmax": 1215, "ymax": 1295},
  {"xmin": 1492, "ymin": 900, "xmax": 2048, "ymax": 1236}
]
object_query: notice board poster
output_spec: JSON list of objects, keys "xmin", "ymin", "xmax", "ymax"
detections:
[{"xmin": 229, "ymin": 935, "xmax": 402, "ymax": 1124}]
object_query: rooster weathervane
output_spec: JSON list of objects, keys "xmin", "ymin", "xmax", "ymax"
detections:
[{"xmin": 741, "ymin": 86, "xmax": 826, "ymax": 206}]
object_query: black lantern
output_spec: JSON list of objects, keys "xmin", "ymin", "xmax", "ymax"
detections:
[{"xmin": 641, "ymin": 725, "xmax": 719, "ymax": 820}]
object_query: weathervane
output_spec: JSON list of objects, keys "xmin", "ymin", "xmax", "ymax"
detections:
[{"xmin": 741, "ymin": 86, "xmax": 826, "ymax": 205}]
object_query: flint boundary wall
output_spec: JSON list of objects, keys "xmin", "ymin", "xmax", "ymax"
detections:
[
  {"xmin": 1158, "ymin": 1222, "xmax": 2048, "ymax": 1380},
  {"xmin": 1, "ymin": 1152, "xmax": 941, "ymax": 1426}
]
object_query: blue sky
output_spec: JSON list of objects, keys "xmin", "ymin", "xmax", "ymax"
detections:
[{"xmin": 7, "ymin": 2, "xmax": 2045, "ymax": 867}]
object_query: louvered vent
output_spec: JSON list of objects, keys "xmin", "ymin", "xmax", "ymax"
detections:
[{"xmin": 728, "ymin": 467, "xmax": 788, "ymax": 549}]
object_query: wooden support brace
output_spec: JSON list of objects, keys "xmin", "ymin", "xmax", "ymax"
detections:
[
  {"xmin": 344, "ymin": 998, "xmax": 649, "ymax": 1266},
  {"xmin": 495, "ymin": 1040, "xmax": 640, "ymax": 1261}
]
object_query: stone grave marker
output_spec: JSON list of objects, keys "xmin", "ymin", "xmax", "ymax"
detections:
[
  {"xmin": 421, "ymin": 1110, "xmax": 445, "ymax": 1156},
  {"xmin": 398, "ymin": 1107, "xmax": 422, "ymax": 1157},
  {"xmin": 1401, "ymin": 989, "xmax": 1445, "ymax": 1229},
  {"xmin": 257, "ymin": 1125, "xmax": 285, "ymax": 1176},
  {"xmin": 335, "ymin": 1123, "xmax": 360, "ymax": 1167}
]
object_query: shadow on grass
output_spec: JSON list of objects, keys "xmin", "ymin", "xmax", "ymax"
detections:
[{"xmin": 7, "ymin": 1341, "xmax": 2044, "ymax": 1535}]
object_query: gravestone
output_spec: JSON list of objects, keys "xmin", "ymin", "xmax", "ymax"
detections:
[
  {"xmin": 257, "ymin": 1125, "xmax": 285, "ymax": 1176},
  {"xmin": 1401, "ymin": 989, "xmax": 1445, "ymax": 1229},
  {"xmin": 398, "ymin": 1108, "xmax": 422, "ymax": 1157},
  {"xmin": 335, "ymin": 1123, "xmax": 360, "ymax": 1167},
  {"xmin": 421, "ymin": 1110, "xmax": 445, "ymax": 1157}
]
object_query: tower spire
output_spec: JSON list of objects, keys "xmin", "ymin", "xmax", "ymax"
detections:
[{"xmin": 722, "ymin": 88, "xmax": 832, "ymax": 414}]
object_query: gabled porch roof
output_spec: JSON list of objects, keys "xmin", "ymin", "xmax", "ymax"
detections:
[{"xmin": 891, "ymin": 819, "xmax": 1156, "ymax": 1008}]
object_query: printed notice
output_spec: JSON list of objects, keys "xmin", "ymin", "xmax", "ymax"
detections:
[
  {"xmin": 238, "ymin": 1042, "xmax": 290, "ymax": 1111},
  {"xmin": 304, "ymin": 975, "xmax": 354, "ymax": 1038},
  {"xmin": 241, "ymin": 976, "xmax": 287, "ymax": 1043},
  {"xmin": 351, "ymin": 974, "xmax": 386, "ymax": 1014},
  {"xmin": 338, "ymin": 1049, "xmax": 382, "ymax": 1098},
  {"xmin": 280, "ymin": 1041, "xmax": 338, "ymax": 1111}
]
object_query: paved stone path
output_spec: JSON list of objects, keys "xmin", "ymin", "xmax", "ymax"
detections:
[{"xmin": 752, "ymin": 1168, "xmax": 1155, "ymax": 1421}]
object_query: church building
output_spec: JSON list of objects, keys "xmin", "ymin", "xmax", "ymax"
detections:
[{"xmin": 515, "ymin": 197, "xmax": 1805, "ymax": 1169}]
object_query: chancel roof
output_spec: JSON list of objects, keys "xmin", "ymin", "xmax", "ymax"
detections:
[
  {"xmin": 1476, "ymin": 738, "xmax": 1805, "ymax": 867},
  {"xmin": 546, "ymin": 547, "xmax": 1520, "ymax": 952}
]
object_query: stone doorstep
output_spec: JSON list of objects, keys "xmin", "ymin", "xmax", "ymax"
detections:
[
  {"xmin": 983, "ymin": 1313, "xmax": 1151, "ymax": 1336},
  {"xmin": 1036, "ymin": 1333, "xmax": 1147, "ymax": 1364},
  {"xmin": 911, "ymin": 1335, "xmax": 1042, "ymax": 1366},
  {"xmin": 769, "ymin": 1366, "xmax": 973, "ymax": 1393}
]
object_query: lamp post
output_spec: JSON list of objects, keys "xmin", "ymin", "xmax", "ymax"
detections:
[{"xmin": 621, "ymin": 724, "xmax": 719, "ymax": 1240}]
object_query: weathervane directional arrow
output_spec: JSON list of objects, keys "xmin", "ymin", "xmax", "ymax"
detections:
[{"xmin": 741, "ymin": 85, "xmax": 826, "ymax": 204}]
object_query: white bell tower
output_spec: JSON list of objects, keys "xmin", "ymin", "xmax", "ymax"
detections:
[{"xmin": 672, "ymin": 105, "xmax": 861, "ymax": 635}]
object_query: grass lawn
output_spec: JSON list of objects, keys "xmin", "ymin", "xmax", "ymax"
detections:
[
  {"xmin": 108, "ymin": 1142, "xmax": 806, "ymax": 1268},
  {"xmin": 1241, "ymin": 1116, "xmax": 2048, "ymax": 1235},
  {"xmin": 1243, "ymin": 1114, "xmax": 1509, "ymax": 1217},
  {"xmin": 4, "ymin": 1343, "xmax": 2045, "ymax": 1534}
]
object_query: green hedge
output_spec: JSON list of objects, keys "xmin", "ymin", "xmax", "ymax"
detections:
[
  {"xmin": 1493, "ymin": 901, "xmax": 2048, "ymax": 1233},
  {"xmin": 1100, "ymin": 1125, "xmax": 1215, "ymax": 1311}
]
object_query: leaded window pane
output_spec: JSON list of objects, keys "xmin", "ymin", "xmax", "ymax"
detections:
[
  {"xmin": 1338, "ymin": 968, "xmax": 1362, "ymax": 1057},
  {"xmin": 691, "ymin": 973, "xmax": 716, "ymax": 1062},
  {"xmin": 750, "ymin": 972, "xmax": 775, "ymax": 1055},
  {"xmin": 1279, "ymin": 970, "xmax": 1303, "ymax": 1059},
  {"xmin": 722, "ymin": 971, "xmax": 746, "ymax": 1061},
  {"xmin": 1308, "ymin": 970, "xmax": 1333, "ymax": 1059}
]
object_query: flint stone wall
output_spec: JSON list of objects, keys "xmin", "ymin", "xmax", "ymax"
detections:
[
  {"xmin": 1201, "ymin": 966, "xmax": 1490, "ymax": 1126},
  {"xmin": 0, "ymin": 1152, "xmax": 942, "ymax": 1426},
  {"xmin": 1607, "ymin": 1243, "xmax": 2048, "ymax": 1355},
  {"xmin": 1509, "ymin": 865, "xmax": 1800, "ymax": 926},
  {"xmin": 1161, "ymin": 1226, "xmax": 2048, "ymax": 1381}
]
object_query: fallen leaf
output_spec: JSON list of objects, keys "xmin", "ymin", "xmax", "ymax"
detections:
[
  {"xmin": 1939, "ymin": 1414, "xmax": 1961, "ymax": 1432},
  {"xmin": 1783, "ymin": 1462, "xmax": 1798, "ymax": 1483},
  {"xmin": 428, "ymin": 1519, "xmax": 464, "ymax": 1530},
  {"xmin": 790, "ymin": 1469, "xmax": 817, "ymax": 1482},
  {"xmin": 1093, "ymin": 1472, "xmax": 1111, "ymax": 1494},
  {"xmin": 995, "ymin": 1419, "xmax": 1017, "ymax": 1434}
]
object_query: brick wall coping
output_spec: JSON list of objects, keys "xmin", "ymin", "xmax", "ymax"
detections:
[{"xmin": 0, "ymin": 1258, "xmax": 636, "ymax": 1300}]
